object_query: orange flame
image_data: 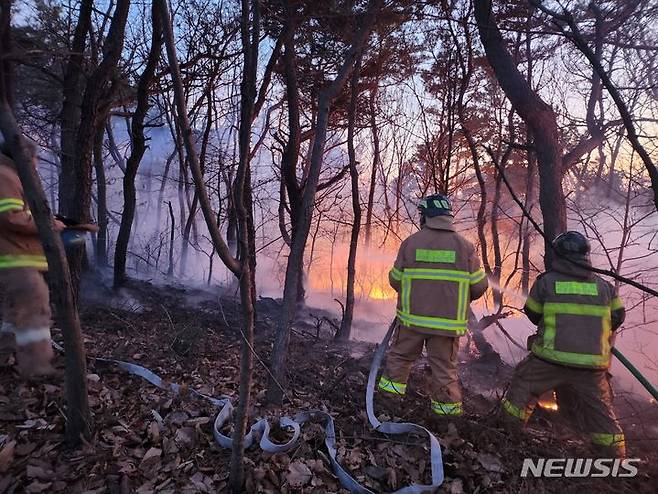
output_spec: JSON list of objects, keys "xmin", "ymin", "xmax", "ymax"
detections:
[
  {"xmin": 538, "ymin": 391, "xmax": 559, "ymax": 411},
  {"xmin": 367, "ymin": 283, "xmax": 396, "ymax": 300}
]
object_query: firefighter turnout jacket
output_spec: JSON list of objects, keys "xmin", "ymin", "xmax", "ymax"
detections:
[
  {"xmin": 0, "ymin": 151, "xmax": 55, "ymax": 376},
  {"xmin": 379, "ymin": 214, "xmax": 488, "ymax": 416},
  {"xmin": 388, "ymin": 215, "xmax": 488, "ymax": 336},
  {"xmin": 523, "ymin": 256, "xmax": 625, "ymax": 369},
  {"xmin": 0, "ymin": 153, "xmax": 47, "ymax": 270},
  {"xmin": 501, "ymin": 254, "xmax": 627, "ymax": 457}
]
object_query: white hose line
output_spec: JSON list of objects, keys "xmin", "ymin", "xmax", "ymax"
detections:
[{"xmin": 54, "ymin": 322, "xmax": 445, "ymax": 492}]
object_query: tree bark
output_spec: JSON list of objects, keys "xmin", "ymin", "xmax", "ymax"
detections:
[
  {"xmin": 166, "ymin": 200, "xmax": 175, "ymax": 277},
  {"xmin": 59, "ymin": 0, "xmax": 93, "ymax": 216},
  {"xmin": 65, "ymin": 0, "xmax": 131, "ymax": 295},
  {"xmin": 0, "ymin": 0, "xmax": 14, "ymax": 109},
  {"xmin": 267, "ymin": 0, "xmax": 382, "ymax": 404},
  {"xmin": 113, "ymin": 3, "xmax": 163, "ymax": 288},
  {"xmin": 363, "ymin": 87, "xmax": 379, "ymax": 247},
  {"xmin": 474, "ymin": 0, "xmax": 566, "ymax": 268},
  {"xmin": 336, "ymin": 55, "xmax": 362, "ymax": 342},
  {"xmin": 521, "ymin": 19, "xmax": 535, "ymax": 294},
  {"xmin": 93, "ymin": 123, "xmax": 108, "ymax": 267},
  {"xmin": 278, "ymin": 11, "xmax": 304, "ymax": 303},
  {"xmin": 228, "ymin": 0, "xmax": 259, "ymax": 490}
]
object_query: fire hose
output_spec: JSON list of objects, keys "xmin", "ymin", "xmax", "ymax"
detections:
[
  {"xmin": 612, "ymin": 347, "xmax": 658, "ymax": 401},
  {"xmin": 56, "ymin": 326, "xmax": 657, "ymax": 491},
  {"xmin": 56, "ymin": 321, "xmax": 445, "ymax": 493}
]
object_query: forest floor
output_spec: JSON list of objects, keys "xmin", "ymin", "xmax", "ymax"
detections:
[{"xmin": 1, "ymin": 278, "xmax": 657, "ymax": 493}]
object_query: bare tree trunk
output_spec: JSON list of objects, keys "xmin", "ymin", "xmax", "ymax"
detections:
[
  {"xmin": 450, "ymin": 13, "xmax": 491, "ymax": 279},
  {"xmin": 93, "ymin": 123, "xmax": 108, "ymax": 267},
  {"xmin": 336, "ymin": 55, "xmax": 362, "ymax": 342},
  {"xmin": 113, "ymin": 3, "xmax": 162, "ymax": 288},
  {"xmin": 66, "ymin": 0, "xmax": 131, "ymax": 296},
  {"xmin": 475, "ymin": 0, "xmax": 566, "ymax": 268},
  {"xmin": 0, "ymin": 106, "xmax": 91, "ymax": 446},
  {"xmin": 155, "ymin": 149, "xmax": 176, "ymax": 229},
  {"xmin": 166, "ymin": 200, "xmax": 175, "ymax": 277},
  {"xmin": 278, "ymin": 12, "xmax": 305, "ymax": 302},
  {"xmin": 267, "ymin": 0, "xmax": 382, "ymax": 404},
  {"xmin": 491, "ymin": 162, "xmax": 503, "ymax": 305},
  {"xmin": 0, "ymin": 0, "xmax": 14, "ymax": 110},
  {"xmin": 157, "ymin": 0, "xmax": 240, "ymax": 275},
  {"xmin": 364, "ymin": 87, "xmax": 379, "ymax": 247},
  {"xmin": 227, "ymin": 0, "xmax": 259, "ymax": 490},
  {"xmin": 181, "ymin": 85, "xmax": 216, "ymax": 274},
  {"xmin": 59, "ymin": 0, "xmax": 92, "ymax": 217},
  {"xmin": 159, "ymin": 1, "xmax": 257, "ymax": 487},
  {"xmin": 521, "ymin": 133, "xmax": 535, "ymax": 293},
  {"xmin": 521, "ymin": 18, "xmax": 535, "ymax": 293}
]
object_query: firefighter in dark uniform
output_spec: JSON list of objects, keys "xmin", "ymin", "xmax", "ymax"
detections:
[{"xmin": 502, "ymin": 231, "xmax": 626, "ymax": 457}]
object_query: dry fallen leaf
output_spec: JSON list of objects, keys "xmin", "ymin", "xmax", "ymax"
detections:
[
  {"xmin": 26, "ymin": 463, "xmax": 51, "ymax": 480},
  {"xmin": 449, "ymin": 478, "xmax": 464, "ymax": 494},
  {"xmin": 477, "ymin": 452, "xmax": 504, "ymax": 473},
  {"xmin": 25, "ymin": 480, "xmax": 52, "ymax": 494},
  {"xmin": 15, "ymin": 442, "xmax": 37, "ymax": 456},
  {"xmin": 0, "ymin": 440, "xmax": 16, "ymax": 473},
  {"xmin": 141, "ymin": 447, "xmax": 162, "ymax": 466},
  {"xmin": 286, "ymin": 460, "xmax": 312, "ymax": 488},
  {"xmin": 174, "ymin": 427, "xmax": 196, "ymax": 449},
  {"xmin": 147, "ymin": 421, "xmax": 160, "ymax": 444}
]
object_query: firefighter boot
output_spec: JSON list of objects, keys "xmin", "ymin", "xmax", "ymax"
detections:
[{"xmin": 15, "ymin": 338, "xmax": 55, "ymax": 378}]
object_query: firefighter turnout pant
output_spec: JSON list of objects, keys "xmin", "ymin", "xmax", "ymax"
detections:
[
  {"xmin": 379, "ymin": 326, "xmax": 462, "ymax": 416},
  {"xmin": 502, "ymin": 355, "xmax": 625, "ymax": 457},
  {"xmin": 0, "ymin": 268, "xmax": 54, "ymax": 376}
]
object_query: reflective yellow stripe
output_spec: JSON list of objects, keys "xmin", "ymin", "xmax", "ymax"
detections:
[
  {"xmin": 389, "ymin": 267, "xmax": 403, "ymax": 281},
  {"xmin": 532, "ymin": 302, "xmax": 612, "ymax": 368},
  {"xmin": 403, "ymin": 268, "xmax": 470, "ymax": 280},
  {"xmin": 378, "ymin": 376, "xmax": 406, "ymax": 395},
  {"xmin": 611, "ymin": 297, "xmax": 624, "ymax": 311},
  {"xmin": 543, "ymin": 302, "xmax": 610, "ymax": 317},
  {"xmin": 415, "ymin": 249, "xmax": 456, "ymax": 263},
  {"xmin": 469, "ymin": 269, "xmax": 486, "ymax": 284},
  {"xmin": 555, "ymin": 281, "xmax": 598, "ymax": 296},
  {"xmin": 397, "ymin": 310, "xmax": 468, "ymax": 334},
  {"xmin": 431, "ymin": 401, "xmax": 462, "ymax": 416},
  {"xmin": 591, "ymin": 433, "xmax": 625, "ymax": 448},
  {"xmin": 525, "ymin": 296, "xmax": 543, "ymax": 314},
  {"xmin": 531, "ymin": 343, "xmax": 609, "ymax": 367},
  {"xmin": 398, "ymin": 267, "xmax": 470, "ymax": 334},
  {"xmin": 0, "ymin": 255, "xmax": 48, "ymax": 270},
  {"xmin": 502, "ymin": 398, "xmax": 531, "ymax": 421},
  {"xmin": 458, "ymin": 276, "xmax": 469, "ymax": 321},
  {"xmin": 0, "ymin": 198, "xmax": 25, "ymax": 213}
]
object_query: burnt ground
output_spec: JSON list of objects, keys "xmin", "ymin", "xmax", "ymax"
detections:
[{"xmin": 1, "ymin": 278, "xmax": 657, "ymax": 493}]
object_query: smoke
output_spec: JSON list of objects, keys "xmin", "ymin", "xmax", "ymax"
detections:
[{"xmin": 73, "ymin": 114, "xmax": 657, "ymax": 403}]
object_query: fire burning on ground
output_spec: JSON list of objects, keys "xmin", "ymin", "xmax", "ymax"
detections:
[
  {"xmin": 538, "ymin": 391, "xmax": 559, "ymax": 411},
  {"xmin": 306, "ymin": 242, "xmax": 398, "ymax": 302},
  {"xmin": 367, "ymin": 283, "xmax": 396, "ymax": 300}
]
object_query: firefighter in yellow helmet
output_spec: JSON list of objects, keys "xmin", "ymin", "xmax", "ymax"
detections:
[
  {"xmin": 378, "ymin": 194, "xmax": 488, "ymax": 416},
  {"xmin": 0, "ymin": 142, "xmax": 64, "ymax": 377},
  {"xmin": 502, "ymin": 231, "xmax": 627, "ymax": 457}
]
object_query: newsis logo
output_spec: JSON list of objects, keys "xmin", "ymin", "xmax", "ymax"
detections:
[{"xmin": 521, "ymin": 458, "xmax": 640, "ymax": 478}]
